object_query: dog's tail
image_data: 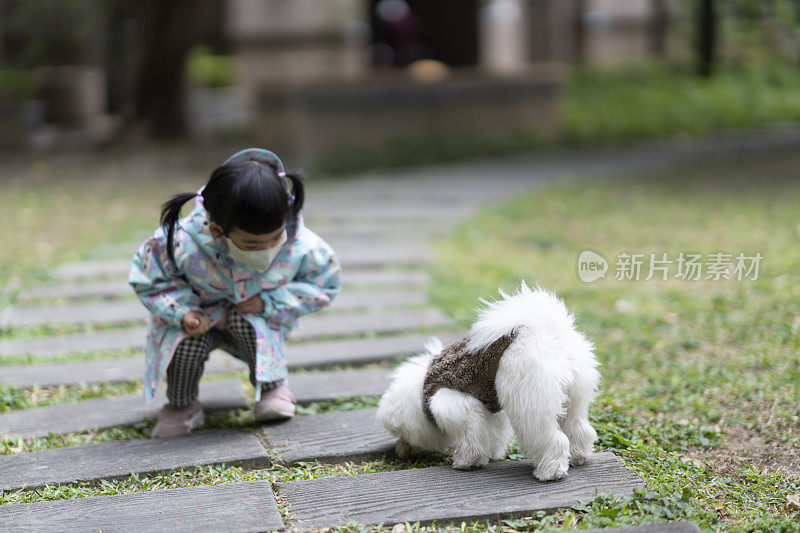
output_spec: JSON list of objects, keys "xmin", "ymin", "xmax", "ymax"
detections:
[{"xmin": 466, "ymin": 281, "xmax": 583, "ymax": 354}]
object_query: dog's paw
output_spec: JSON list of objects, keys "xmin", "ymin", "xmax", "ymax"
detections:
[
  {"xmin": 491, "ymin": 447, "xmax": 508, "ymax": 461},
  {"xmin": 533, "ymin": 457, "xmax": 569, "ymax": 481},
  {"xmin": 395, "ymin": 437, "xmax": 412, "ymax": 459},
  {"xmin": 452, "ymin": 453, "xmax": 490, "ymax": 470},
  {"xmin": 569, "ymin": 453, "xmax": 588, "ymax": 466}
]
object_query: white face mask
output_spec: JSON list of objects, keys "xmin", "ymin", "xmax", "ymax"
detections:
[{"xmin": 225, "ymin": 230, "xmax": 287, "ymax": 272}]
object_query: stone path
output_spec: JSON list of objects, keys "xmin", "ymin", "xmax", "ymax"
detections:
[
  {"xmin": 0, "ymin": 334, "xmax": 449, "ymax": 388},
  {"xmin": 0, "ymin": 480, "xmax": 284, "ymax": 532},
  {"xmin": 0, "ymin": 378, "xmax": 248, "ymax": 439},
  {"xmin": 264, "ymin": 408, "xmax": 395, "ymax": 465},
  {"xmin": 2, "ymin": 132, "xmax": 775, "ymax": 529},
  {"xmin": 0, "ymin": 289, "xmax": 429, "ymax": 329},
  {"xmin": 18, "ymin": 268, "xmax": 430, "ymax": 303},
  {"xmin": 0, "ymin": 307, "xmax": 454, "ymax": 357},
  {"xmin": 0, "ymin": 429, "xmax": 269, "ymax": 492},
  {"xmin": 0, "ymin": 370, "xmax": 396, "ymax": 439},
  {"xmin": 275, "ymin": 452, "xmax": 644, "ymax": 529},
  {"xmin": 51, "ymin": 245, "xmax": 433, "ymax": 281}
]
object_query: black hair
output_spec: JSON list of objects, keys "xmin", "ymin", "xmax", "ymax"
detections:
[{"xmin": 159, "ymin": 156, "xmax": 305, "ymax": 269}]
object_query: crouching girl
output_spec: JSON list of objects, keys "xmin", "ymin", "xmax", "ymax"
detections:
[{"xmin": 129, "ymin": 148, "xmax": 340, "ymax": 437}]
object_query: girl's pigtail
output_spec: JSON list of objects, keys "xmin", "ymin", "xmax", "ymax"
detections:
[
  {"xmin": 286, "ymin": 172, "xmax": 305, "ymax": 217},
  {"xmin": 159, "ymin": 192, "xmax": 198, "ymax": 270}
]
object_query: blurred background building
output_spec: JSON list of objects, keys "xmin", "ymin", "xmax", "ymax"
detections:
[{"xmin": 0, "ymin": 0, "xmax": 797, "ymax": 163}]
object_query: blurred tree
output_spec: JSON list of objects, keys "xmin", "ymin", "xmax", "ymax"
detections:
[
  {"xmin": 651, "ymin": 0, "xmax": 668, "ymax": 57},
  {"xmin": 133, "ymin": 0, "xmax": 204, "ymax": 138},
  {"xmin": 0, "ymin": 0, "xmax": 99, "ymax": 67},
  {"xmin": 105, "ymin": 0, "xmax": 135, "ymax": 116},
  {"xmin": 698, "ymin": 0, "xmax": 716, "ymax": 76},
  {"xmin": 574, "ymin": 0, "xmax": 587, "ymax": 64}
]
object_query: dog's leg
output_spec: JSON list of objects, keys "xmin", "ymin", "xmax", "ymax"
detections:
[
  {"xmin": 395, "ymin": 436, "xmax": 412, "ymax": 458},
  {"xmin": 487, "ymin": 411, "xmax": 513, "ymax": 460},
  {"xmin": 560, "ymin": 365, "xmax": 600, "ymax": 466},
  {"xmin": 429, "ymin": 388, "xmax": 497, "ymax": 470},
  {"xmin": 497, "ymin": 356, "xmax": 572, "ymax": 481}
]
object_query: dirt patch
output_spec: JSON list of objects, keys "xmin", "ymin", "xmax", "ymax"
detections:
[{"xmin": 686, "ymin": 425, "xmax": 800, "ymax": 476}]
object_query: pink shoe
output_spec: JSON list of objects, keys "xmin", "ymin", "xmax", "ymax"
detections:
[
  {"xmin": 254, "ymin": 384, "xmax": 296, "ymax": 422},
  {"xmin": 151, "ymin": 400, "xmax": 205, "ymax": 438}
]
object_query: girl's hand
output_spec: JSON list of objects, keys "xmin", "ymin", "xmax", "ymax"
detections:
[
  {"xmin": 182, "ymin": 311, "xmax": 211, "ymax": 337},
  {"xmin": 234, "ymin": 295, "xmax": 265, "ymax": 315}
]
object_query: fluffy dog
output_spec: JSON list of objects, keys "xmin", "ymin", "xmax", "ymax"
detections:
[{"xmin": 377, "ymin": 283, "xmax": 600, "ymax": 481}]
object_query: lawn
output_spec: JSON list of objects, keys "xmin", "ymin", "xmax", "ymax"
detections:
[
  {"xmin": 2, "ymin": 83, "xmax": 800, "ymax": 529},
  {"xmin": 3, "ymin": 150, "xmax": 797, "ymax": 532},
  {"xmin": 430, "ymin": 149, "xmax": 800, "ymax": 531}
]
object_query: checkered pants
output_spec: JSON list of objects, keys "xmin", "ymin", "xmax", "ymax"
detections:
[{"xmin": 166, "ymin": 310, "xmax": 282, "ymax": 407}]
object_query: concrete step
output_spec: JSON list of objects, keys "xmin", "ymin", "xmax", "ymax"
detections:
[
  {"xmin": 0, "ymin": 307, "xmax": 454, "ymax": 358},
  {"xmin": 54, "ymin": 245, "xmax": 434, "ymax": 281},
  {"xmin": 276, "ymin": 452, "xmax": 645, "ymax": 529},
  {"xmin": 18, "ymin": 269, "xmax": 431, "ymax": 303},
  {"xmin": 1, "ymin": 289, "xmax": 429, "ymax": 330},
  {"xmin": 0, "ymin": 480, "xmax": 284, "ymax": 532},
  {"xmin": 263, "ymin": 408, "xmax": 394, "ymax": 465},
  {"xmin": 0, "ymin": 333, "xmax": 451, "ymax": 388},
  {"xmin": 0, "ymin": 428, "xmax": 269, "ymax": 492},
  {"xmin": 0, "ymin": 378, "xmax": 248, "ymax": 440},
  {"xmin": 0, "ymin": 367, "xmax": 395, "ymax": 440}
]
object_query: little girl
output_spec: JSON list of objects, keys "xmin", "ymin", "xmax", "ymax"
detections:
[{"xmin": 129, "ymin": 148, "xmax": 340, "ymax": 438}]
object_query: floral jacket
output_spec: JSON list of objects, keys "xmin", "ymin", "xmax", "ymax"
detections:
[{"xmin": 129, "ymin": 162, "xmax": 340, "ymax": 403}]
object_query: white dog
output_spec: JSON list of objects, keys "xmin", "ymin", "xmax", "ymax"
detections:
[{"xmin": 377, "ymin": 283, "xmax": 600, "ymax": 481}]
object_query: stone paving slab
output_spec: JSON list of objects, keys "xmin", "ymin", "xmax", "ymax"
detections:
[
  {"xmin": 1, "ymin": 289, "xmax": 429, "ymax": 329},
  {"xmin": 0, "ymin": 378, "xmax": 247, "ymax": 439},
  {"xmin": 263, "ymin": 408, "xmax": 395, "ymax": 465},
  {"xmin": 0, "ymin": 307, "xmax": 454, "ymax": 358},
  {"xmin": 0, "ymin": 333, "xmax": 441, "ymax": 388},
  {"xmin": 0, "ymin": 370, "xmax": 395, "ymax": 442},
  {"xmin": 276, "ymin": 452, "xmax": 644, "ymax": 529},
  {"xmin": 18, "ymin": 269, "xmax": 430, "ymax": 303},
  {"xmin": 87, "ymin": 234, "xmax": 433, "ymax": 260},
  {"xmin": 0, "ymin": 353, "xmax": 246, "ymax": 389},
  {"xmin": 304, "ymin": 188, "xmax": 514, "ymax": 205},
  {"xmin": 288, "ymin": 369, "xmax": 391, "ymax": 404},
  {"xmin": 0, "ymin": 428, "xmax": 269, "ymax": 492},
  {"xmin": 0, "ymin": 480, "xmax": 284, "ymax": 532},
  {"xmin": 286, "ymin": 331, "xmax": 461, "ymax": 368},
  {"xmin": 582, "ymin": 523, "xmax": 702, "ymax": 533},
  {"xmin": 306, "ymin": 205, "xmax": 473, "ymax": 221},
  {"xmin": 54, "ymin": 246, "xmax": 433, "ymax": 281},
  {"xmin": 313, "ymin": 221, "xmax": 452, "ymax": 239}
]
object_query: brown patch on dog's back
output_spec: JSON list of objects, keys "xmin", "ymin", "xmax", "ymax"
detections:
[{"xmin": 422, "ymin": 332, "xmax": 517, "ymax": 426}]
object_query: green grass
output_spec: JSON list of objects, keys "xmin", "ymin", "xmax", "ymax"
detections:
[
  {"xmin": 3, "ymin": 87, "xmax": 800, "ymax": 528},
  {"xmin": 0, "ymin": 381, "xmax": 141, "ymax": 413},
  {"xmin": 563, "ymin": 63, "xmax": 800, "ymax": 145},
  {"xmin": 429, "ymin": 151, "xmax": 800, "ymax": 531},
  {"xmin": 2, "ymin": 63, "xmax": 800, "ymax": 301}
]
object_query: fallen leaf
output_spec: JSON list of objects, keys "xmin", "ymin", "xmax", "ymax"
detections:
[{"xmin": 788, "ymin": 494, "xmax": 800, "ymax": 509}]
